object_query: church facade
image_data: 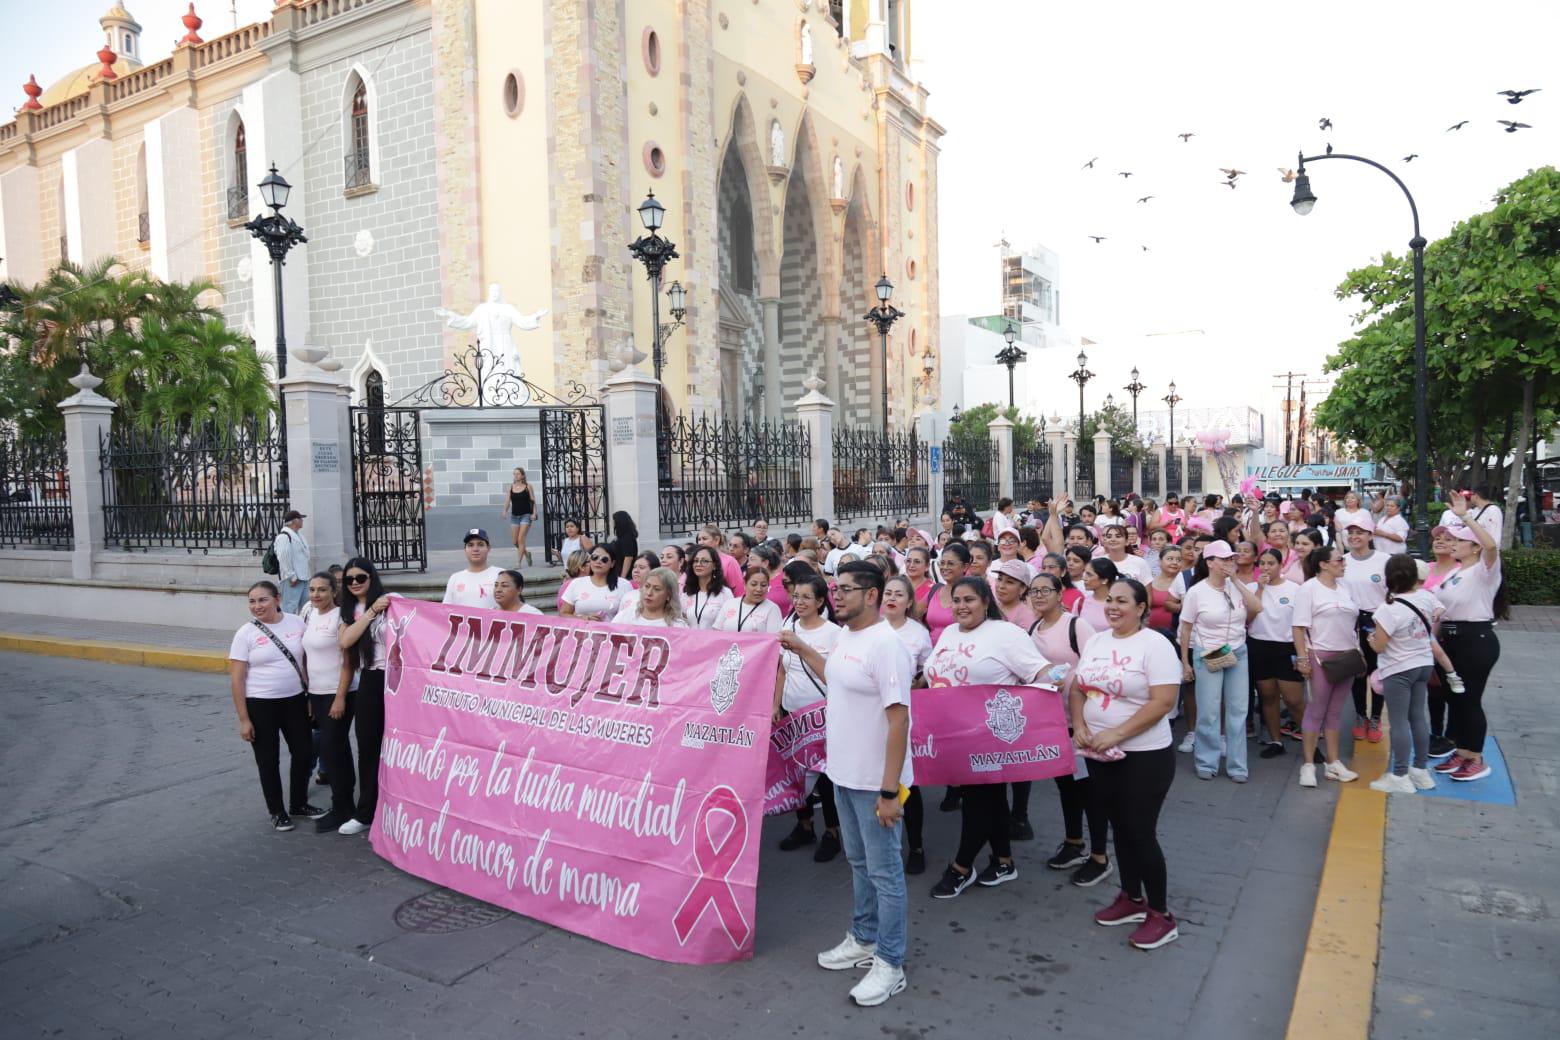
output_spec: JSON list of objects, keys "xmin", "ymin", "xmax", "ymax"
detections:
[{"xmin": 0, "ymin": 0, "xmax": 943, "ymax": 427}]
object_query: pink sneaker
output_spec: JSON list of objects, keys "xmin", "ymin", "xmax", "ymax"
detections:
[
  {"xmin": 1450, "ymin": 757, "xmax": 1491, "ymax": 782},
  {"xmin": 1129, "ymin": 909, "xmax": 1180, "ymax": 950},
  {"xmin": 1094, "ymin": 890, "xmax": 1148, "ymax": 927},
  {"xmin": 1433, "ymin": 754, "xmax": 1466, "ymax": 774}
]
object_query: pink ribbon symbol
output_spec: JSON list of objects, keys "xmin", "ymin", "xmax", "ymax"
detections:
[{"xmin": 672, "ymin": 785, "xmax": 751, "ymax": 949}]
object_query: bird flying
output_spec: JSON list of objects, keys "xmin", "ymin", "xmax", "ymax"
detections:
[
  {"xmin": 1319, "ymin": 117, "xmax": 1333, "ymax": 130},
  {"xmin": 1498, "ymin": 120, "xmax": 1532, "ymax": 133},
  {"xmin": 1220, "ymin": 180, "xmax": 1237, "ymax": 190},
  {"xmin": 1137, "ymin": 195, "xmax": 1155, "ymax": 203},
  {"xmin": 1403, "ymin": 154, "xmax": 1419, "ymax": 162},
  {"xmin": 1446, "ymin": 120, "xmax": 1469, "ymax": 131},
  {"xmin": 1118, "ymin": 171, "xmax": 1134, "ymax": 178},
  {"xmin": 1326, "ymin": 142, "xmax": 1334, "ymax": 154},
  {"xmin": 1178, "ymin": 132, "xmax": 1196, "ymax": 142},
  {"xmin": 1082, "ymin": 157, "xmax": 1099, "ymax": 169},
  {"xmin": 1497, "ymin": 89, "xmax": 1540, "ymax": 104},
  {"xmin": 1277, "ymin": 168, "xmax": 1297, "ymax": 183},
  {"xmin": 1219, "ymin": 168, "xmax": 1246, "ymax": 180},
  {"xmin": 1141, "ymin": 245, "xmax": 1150, "ymax": 252},
  {"xmin": 1089, "ymin": 235, "xmax": 1107, "ymax": 244}
]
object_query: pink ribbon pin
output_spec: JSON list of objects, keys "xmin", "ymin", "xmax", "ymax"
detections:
[{"xmin": 672, "ymin": 785, "xmax": 751, "ymax": 949}]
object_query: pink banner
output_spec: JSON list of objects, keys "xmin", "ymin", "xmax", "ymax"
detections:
[
  {"xmin": 371, "ymin": 600, "xmax": 780, "ymax": 964},
  {"xmin": 908, "ymin": 684, "xmax": 1076, "ymax": 785},
  {"xmin": 763, "ymin": 700, "xmax": 827, "ymax": 815}
]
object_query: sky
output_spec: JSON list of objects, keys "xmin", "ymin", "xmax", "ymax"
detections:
[{"xmin": 4, "ymin": 1, "xmax": 1557, "ymax": 432}]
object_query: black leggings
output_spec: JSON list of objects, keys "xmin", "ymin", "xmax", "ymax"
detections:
[
  {"xmin": 309, "ymin": 692, "xmax": 356, "ymax": 818},
  {"xmin": 797, "ymin": 773, "xmax": 839, "ymax": 830},
  {"xmin": 1442, "ymin": 624, "xmax": 1500, "ymax": 754},
  {"xmin": 904, "ymin": 786, "xmax": 924, "ymax": 851},
  {"xmin": 1054, "ymin": 774, "xmax": 1108, "ymax": 856},
  {"xmin": 955, "ymin": 783, "xmax": 1011, "ymax": 869},
  {"xmin": 1010, "ymin": 781, "xmax": 1032, "ymax": 819},
  {"xmin": 1091, "ymin": 745, "xmax": 1175, "ymax": 912},
  {"xmin": 1351, "ymin": 614, "xmax": 1381, "ymax": 722},
  {"xmin": 353, "ymin": 670, "xmax": 386, "ymax": 825},
  {"xmin": 246, "ymin": 693, "xmax": 313, "ymax": 816}
]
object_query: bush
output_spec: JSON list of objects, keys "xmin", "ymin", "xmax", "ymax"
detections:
[
  {"xmin": 1427, "ymin": 501, "xmax": 1449, "ymax": 525},
  {"xmin": 1505, "ymin": 547, "xmax": 1560, "ymax": 605}
]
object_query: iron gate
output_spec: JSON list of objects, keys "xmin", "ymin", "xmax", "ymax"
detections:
[
  {"xmin": 540, "ymin": 406, "xmax": 609, "ymax": 564},
  {"xmin": 350, "ymin": 406, "xmax": 426, "ymax": 571}
]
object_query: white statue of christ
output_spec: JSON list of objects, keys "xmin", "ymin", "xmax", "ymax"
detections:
[{"xmin": 434, "ymin": 284, "xmax": 547, "ymax": 374}]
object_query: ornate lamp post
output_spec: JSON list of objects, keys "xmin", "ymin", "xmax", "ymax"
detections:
[
  {"xmin": 1289, "ymin": 150, "xmax": 1429, "ymax": 557},
  {"xmin": 994, "ymin": 321, "xmax": 1027, "ymax": 409},
  {"xmin": 243, "ymin": 164, "xmax": 307, "ymax": 492},
  {"xmin": 920, "ymin": 343, "xmax": 936, "ymax": 406},
  {"xmin": 1163, "ymin": 380, "xmax": 1182, "ymax": 495},
  {"xmin": 1124, "ymin": 366, "xmax": 1146, "ymax": 430},
  {"xmin": 1069, "ymin": 348, "xmax": 1094, "ymax": 483},
  {"xmin": 627, "ymin": 189, "xmax": 681, "ymax": 484},
  {"xmin": 660, "ymin": 279, "xmax": 687, "ymax": 342},
  {"xmin": 864, "ymin": 273, "xmax": 904, "ymax": 438}
]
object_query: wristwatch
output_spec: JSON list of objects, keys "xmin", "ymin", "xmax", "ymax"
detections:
[{"xmin": 879, "ymin": 789, "xmax": 898, "ymax": 801}]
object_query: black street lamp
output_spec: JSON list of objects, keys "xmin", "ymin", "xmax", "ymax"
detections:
[
  {"xmin": 1289, "ymin": 149, "xmax": 1429, "ymax": 557},
  {"xmin": 1069, "ymin": 348, "xmax": 1094, "ymax": 481},
  {"xmin": 1163, "ymin": 380, "xmax": 1182, "ymax": 495},
  {"xmin": 627, "ymin": 189, "xmax": 681, "ymax": 484},
  {"xmin": 864, "ymin": 273, "xmax": 904, "ymax": 437},
  {"xmin": 994, "ymin": 321, "xmax": 1027, "ymax": 409},
  {"xmin": 243, "ymin": 164, "xmax": 307, "ymax": 493},
  {"xmin": 1124, "ymin": 366, "xmax": 1146, "ymax": 430},
  {"xmin": 660, "ymin": 279, "xmax": 688, "ymax": 342}
]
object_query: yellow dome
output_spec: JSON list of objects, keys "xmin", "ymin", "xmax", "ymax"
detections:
[{"xmin": 39, "ymin": 55, "xmax": 143, "ymax": 108}]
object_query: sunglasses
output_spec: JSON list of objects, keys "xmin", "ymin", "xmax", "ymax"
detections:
[
  {"xmin": 345, "ymin": 573, "xmax": 370, "ymax": 585},
  {"xmin": 590, "ymin": 555, "xmax": 613, "ymax": 563}
]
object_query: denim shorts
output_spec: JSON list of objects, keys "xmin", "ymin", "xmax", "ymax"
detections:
[{"xmin": 509, "ymin": 514, "xmax": 533, "ymax": 526}]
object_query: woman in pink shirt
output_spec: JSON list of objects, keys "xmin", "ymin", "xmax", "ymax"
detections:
[
  {"xmin": 905, "ymin": 546, "xmax": 937, "ymax": 607},
  {"xmin": 922, "ymin": 542, "xmax": 968, "ymax": 645}
]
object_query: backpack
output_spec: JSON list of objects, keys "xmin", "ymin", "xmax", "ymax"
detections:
[{"xmin": 261, "ymin": 529, "xmax": 293, "ymax": 575}]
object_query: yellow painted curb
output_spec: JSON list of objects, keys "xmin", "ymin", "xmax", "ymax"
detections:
[
  {"xmin": 1285, "ymin": 721, "xmax": 1392, "ymax": 1040},
  {"xmin": 0, "ymin": 632, "xmax": 227, "ymax": 673}
]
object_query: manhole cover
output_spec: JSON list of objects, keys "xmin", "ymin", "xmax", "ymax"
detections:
[{"xmin": 393, "ymin": 889, "xmax": 511, "ymax": 933}]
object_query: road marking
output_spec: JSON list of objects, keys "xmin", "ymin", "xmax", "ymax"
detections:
[{"xmin": 0, "ymin": 632, "xmax": 227, "ymax": 672}]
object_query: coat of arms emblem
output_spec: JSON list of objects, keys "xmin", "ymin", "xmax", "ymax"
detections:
[
  {"xmin": 984, "ymin": 688, "xmax": 1027, "ymax": 745},
  {"xmin": 709, "ymin": 644, "xmax": 743, "ymax": 714}
]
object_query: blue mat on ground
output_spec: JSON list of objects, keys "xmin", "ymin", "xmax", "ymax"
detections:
[{"xmin": 1401, "ymin": 735, "xmax": 1516, "ymax": 806}]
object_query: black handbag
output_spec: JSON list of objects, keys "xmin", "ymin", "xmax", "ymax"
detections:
[{"xmin": 1320, "ymin": 648, "xmax": 1367, "ymax": 682}]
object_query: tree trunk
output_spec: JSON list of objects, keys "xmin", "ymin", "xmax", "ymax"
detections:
[
  {"xmin": 1495, "ymin": 408, "xmax": 1515, "ymax": 493},
  {"xmin": 1501, "ymin": 377, "xmax": 1535, "ymax": 550},
  {"xmin": 1470, "ymin": 393, "xmax": 1487, "ymax": 486}
]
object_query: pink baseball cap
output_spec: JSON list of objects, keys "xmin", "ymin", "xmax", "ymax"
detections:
[
  {"xmin": 1201, "ymin": 540, "xmax": 1235, "ymax": 559},
  {"xmin": 991, "ymin": 558, "xmax": 1034, "ymax": 584},
  {"xmin": 1344, "ymin": 514, "xmax": 1376, "ymax": 534},
  {"xmin": 1450, "ymin": 525, "xmax": 1483, "ymax": 543},
  {"xmin": 996, "ymin": 528, "xmax": 1022, "ymax": 542}
]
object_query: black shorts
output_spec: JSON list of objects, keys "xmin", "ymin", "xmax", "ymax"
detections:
[{"xmin": 1249, "ymin": 638, "xmax": 1301, "ymax": 682}]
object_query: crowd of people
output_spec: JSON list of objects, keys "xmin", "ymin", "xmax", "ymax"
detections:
[{"xmin": 233, "ymin": 480, "xmax": 1509, "ymax": 1007}]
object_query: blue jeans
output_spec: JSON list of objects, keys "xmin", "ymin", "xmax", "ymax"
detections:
[
  {"xmin": 1193, "ymin": 643, "xmax": 1249, "ymax": 780},
  {"xmin": 281, "ymin": 578, "xmax": 307, "ymax": 615},
  {"xmin": 833, "ymin": 784, "xmax": 907, "ymax": 967}
]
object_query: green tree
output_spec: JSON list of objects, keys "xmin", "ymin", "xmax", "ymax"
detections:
[
  {"xmin": 1314, "ymin": 166, "xmax": 1560, "ymax": 538},
  {"xmin": 948, "ymin": 401, "xmax": 1043, "ymax": 453},
  {"xmin": 1079, "ymin": 401, "xmax": 1146, "ymax": 459}
]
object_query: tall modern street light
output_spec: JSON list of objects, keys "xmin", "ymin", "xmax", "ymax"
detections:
[
  {"xmin": 1069, "ymin": 348, "xmax": 1094, "ymax": 481},
  {"xmin": 1289, "ymin": 150, "xmax": 1429, "ymax": 557},
  {"xmin": 994, "ymin": 321, "xmax": 1027, "ymax": 409},
  {"xmin": 1163, "ymin": 381, "xmax": 1182, "ymax": 495},
  {"xmin": 1124, "ymin": 366, "xmax": 1146, "ymax": 430},
  {"xmin": 864, "ymin": 273, "xmax": 904, "ymax": 438},
  {"xmin": 243, "ymin": 164, "xmax": 307, "ymax": 493},
  {"xmin": 627, "ymin": 189, "xmax": 680, "ymax": 484}
]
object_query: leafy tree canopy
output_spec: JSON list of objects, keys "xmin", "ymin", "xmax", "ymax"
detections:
[{"xmin": 949, "ymin": 401, "xmax": 1043, "ymax": 454}]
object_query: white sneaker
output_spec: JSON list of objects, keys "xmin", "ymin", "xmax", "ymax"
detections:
[
  {"xmin": 1298, "ymin": 763, "xmax": 1318, "ymax": 788},
  {"xmin": 338, "ymin": 818, "xmax": 370, "ymax": 836},
  {"xmin": 817, "ymin": 932, "xmax": 876, "ymax": 971},
  {"xmin": 849, "ymin": 957, "xmax": 907, "ymax": 1007},
  {"xmin": 1407, "ymin": 767, "xmax": 1437, "ymax": 791},
  {"xmin": 1324, "ymin": 761, "xmax": 1358, "ymax": 783},
  {"xmin": 1370, "ymin": 772, "xmax": 1416, "ymax": 794},
  {"xmin": 1177, "ymin": 732, "xmax": 1195, "ymax": 754}
]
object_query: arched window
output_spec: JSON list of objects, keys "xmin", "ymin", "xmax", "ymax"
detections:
[
  {"xmin": 136, "ymin": 145, "xmax": 149, "ymax": 246},
  {"xmin": 229, "ymin": 120, "xmax": 248, "ymax": 220},
  {"xmin": 365, "ymin": 369, "xmax": 386, "ymax": 453},
  {"xmin": 347, "ymin": 80, "xmax": 372, "ymax": 190}
]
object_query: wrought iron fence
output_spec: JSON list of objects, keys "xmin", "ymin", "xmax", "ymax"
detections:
[
  {"xmin": 1074, "ymin": 444, "xmax": 1095, "ymax": 500},
  {"xmin": 0, "ymin": 430, "xmax": 72, "ymax": 549},
  {"xmin": 1142, "ymin": 452, "xmax": 1160, "ymax": 499},
  {"xmin": 1110, "ymin": 447, "xmax": 1135, "ymax": 498},
  {"xmin": 227, "ymin": 186, "xmax": 249, "ymax": 221},
  {"xmin": 1012, "ymin": 439, "xmax": 1053, "ymax": 505},
  {"xmin": 833, "ymin": 424, "xmax": 926, "ymax": 521},
  {"xmin": 1166, "ymin": 455, "xmax": 1182, "ymax": 498},
  {"xmin": 660, "ymin": 412, "xmax": 812, "ymax": 533},
  {"xmin": 1188, "ymin": 454, "xmax": 1203, "ymax": 494},
  {"xmin": 344, "ymin": 151, "xmax": 373, "ymax": 191},
  {"xmin": 540, "ymin": 406, "xmax": 610, "ymax": 561},
  {"xmin": 944, "ymin": 433, "xmax": 999, "ymax": 513},
  {"xmin": 100, "ymin": 419, "xmax": 286, "ymax": 552},
  {"xmin": 351, "ymin": 406, "xmax": 426, "ymax": 571}
]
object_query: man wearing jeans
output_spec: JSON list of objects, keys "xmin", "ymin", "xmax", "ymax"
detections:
[
  {"xmin": 273, "ymin": 511, "xmax": 310, "ymax": 615},
  {"xmin": 782, "ymin": 559, "xmax": 912, "ymax": 1006}
]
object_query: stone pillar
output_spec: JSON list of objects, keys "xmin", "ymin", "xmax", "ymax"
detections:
[
  {"xmin": 605, "ymin": 369, "xmax": 663, "ymax": 545},
  {"xmin": 759, "ymin": 297, "xmax": 781, "ymax": 424},
  {"xmin": 1046, "ymin": 423, "xmax": 1067, "ymax": 504},
  {"xmin": 1094, "ymin": 430, "xmax": 1113, "ymax": 500},
  {"xmin": 1131, "ymin": 455, "xmax": 1143, "ymax": 498},
  {"xmin": 989, "ymin": 416, "xmax": 1015, "ymax": 502},
  {"xmin": 1176, "ymin": 442, "xmax": 1191, "ymax": 497},
  {"xmin": 818, "ymin": 315, "xmax": 843, "ymax": 406},
  {"xmin": 1154, "ymin": 441, "xmax": 1169, "ymax": 500},
  {"xmin": 1060, "ymin": 426, "xmax": 1077, "ymax": 499},
  {"xmin": 280, "ymin": 371, "xmax": 350, "ymax": 570},
  {"xmin": 333, "ymin": 380, "xmax": 356, "ymax": 557},
  {"xmin": 918, "ymin": 410, "xmax": 943, "ymax": 521},
  {"xmin": 796, "ymin": 380, "xmax": 835, "ymax": 526},
  {"xmin": 58, "ymin": 367, "xmax": 117, "ymax": 580}
]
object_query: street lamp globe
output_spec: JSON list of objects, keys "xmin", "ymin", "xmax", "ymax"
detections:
[
  {"xmin": 1131, "ymin": 366, "xmax": 1140, "ymax": 383},
  {"xmin": 1003, "ymin": 322, "xmax": 1016, "ymax": 346},
  {"xmin": 1105, "ymin": 392, "xmax": 1115, "ymax": 409},
  {"xmin": 665, "ymin": 278, "xmax": 686, "ymax": 316},
  {"xmin": 637, "ymin": 189, "xmax": 666, "ymax": 232},
  {"xmin": 258, "ymin": 164, "xmax": 291, "ymax": 211},
  {"xmin": 1077, "ymin": 349, "xmax": 1088, "ymax": 369},
  {"xmin": 875, "ymin": 273, "xmax": 894, "ymax": 303},
  {"xmin": 1289, "ymin": 170, "xmax": 1317, "ymax": 216},
  {"xmin": 921, "ymin": 345, "xmax": 935, "ymax": 377}
]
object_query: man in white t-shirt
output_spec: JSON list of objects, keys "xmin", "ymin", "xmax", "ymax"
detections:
[
  {"xmin": 443, "ymin": 528, "xmax": 505, "ymax": 609},
  {"xmin": 783, "ymin": 560, "xmax": 912, "ymax": 1008}
]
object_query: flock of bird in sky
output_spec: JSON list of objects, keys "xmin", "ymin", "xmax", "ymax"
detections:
[{"xmin": 1079, "ymin": 89, "xmax": 1540, "ymax": 250}]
